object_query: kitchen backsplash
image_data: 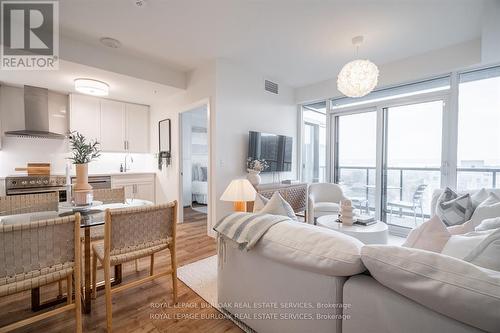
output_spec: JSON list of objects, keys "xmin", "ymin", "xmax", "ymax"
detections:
[{"xmin": 0, "ymin": 136, "xmax": 155, "ymax": 177}]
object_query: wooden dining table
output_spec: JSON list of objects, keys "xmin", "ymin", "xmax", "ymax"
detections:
[{"xmin": 0, "ymin": 199, "xmax": 153, "ymax": 314}]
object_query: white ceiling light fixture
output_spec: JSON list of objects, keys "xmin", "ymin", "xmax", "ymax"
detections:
[
  {"xmin": 337, "ymin": 36, "xmax": 379, "ymax": 98},
  {"xmin": 99, "ymin": 37, "xmax": 121, "ymax": 49},
  {"xmin": 74, "ymin": 78, "xmax": 109, "ymax": 96}
]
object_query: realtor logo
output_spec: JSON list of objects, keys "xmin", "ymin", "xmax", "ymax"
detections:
[{"xmin": 1, "ymin": 1, "xmax": 59, "ymax": 70}]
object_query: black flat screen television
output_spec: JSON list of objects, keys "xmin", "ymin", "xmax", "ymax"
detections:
[{"xmin": 247, "ymin": 131, "xmax": 292, "ymax": 173}]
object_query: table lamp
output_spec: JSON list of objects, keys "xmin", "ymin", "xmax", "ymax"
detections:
[{"xmin": 220, "ymin": 179, "xmax": 256, "ymax": 212}]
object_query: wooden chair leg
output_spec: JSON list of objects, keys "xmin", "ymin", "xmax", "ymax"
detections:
[
  {"xmin": 66, "ymin": 275, "xmax": 72, "ymax": 305},
  {"xmin": 104, "ymin": 261, "xmax": 112, "ymax": 333},
  {"xmin": 92, "ymin": 252, "xmax": 98, "ymax": 299},
  {"xmin": 135, "ymin": 259, "xmax": 139, "ymax": 272},
  {"xmin": 169, "ymin": 246, "xmax": 178, "ymax": 303},
  {"xmin": 58, "ymin": 280, "xmax": 63, "ymax": 297},
  {"xmin": 75, "ymin": 272, "xmax": 82, "ymax": 333},
  {"xmin": 150, "ymin": 254, "xmax": 154, "ymax": 276}
]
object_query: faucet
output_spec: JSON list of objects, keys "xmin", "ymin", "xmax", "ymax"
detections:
[{"xmin": 124, "ymin": 154, "xmax": 134, "ymax": 172}]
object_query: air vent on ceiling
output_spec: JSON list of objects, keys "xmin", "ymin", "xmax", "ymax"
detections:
[{"xmin": 264, "ymin": 80, "xmax": 278, "ymax": 94}]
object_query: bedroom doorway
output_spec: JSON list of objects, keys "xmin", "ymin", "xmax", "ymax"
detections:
[{"xmin": 179, "ymin": 104, "xmax": 209, "ymax": 223}]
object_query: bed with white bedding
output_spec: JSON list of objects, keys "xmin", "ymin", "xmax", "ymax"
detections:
[{"xmin": 192, "ymin": 163, "xmax": 208, "ymax": 204}]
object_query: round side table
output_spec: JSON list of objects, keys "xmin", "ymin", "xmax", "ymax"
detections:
[{"xmin": 316, "ymin": 215, "xmax": 388, "ymax": 244}]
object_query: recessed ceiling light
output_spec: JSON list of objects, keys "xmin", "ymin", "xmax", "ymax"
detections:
[
  {"xmin": 99, "ymin": 37, "xmax": 121, "ymax": 49},
  {"xmin": 74, "ymin": 78, "xmax": 109, "ymax": 96}
]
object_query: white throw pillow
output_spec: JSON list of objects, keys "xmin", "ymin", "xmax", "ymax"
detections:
[
  {"xmin": 402, "ymin": 216, "xmax": 451, "ymax": 252},
  {"xmin": 471, "ymin": 188, "xmax": 489, "ymax": 209},
  {"xmin": 464, "ymin": 228, "xmax": 500, "ymax": 271},
  {"xmin": 253, "ymin": 193, "xmax": 269, "ymax": 213},
  {"xmin": 441, "ymin": 230, "xmax": 492, "ymax": 259},
  {"xmin": 476, "ymin": 217, "xmax": 500, "ymax": 231},
  {"xmin": 361, "ymin": 245, "xmax": 500, "ymax": 333},
  {"xmin": 259, "ymin": 192, "xmax": 297, "ymax": 220},
  {"xmin": 469, "ymin": 192, "xmax": 500, "ymax": 229},
  {"xmin": 447, "ymin": 219, "xmax": 476, "ymax": 235}
]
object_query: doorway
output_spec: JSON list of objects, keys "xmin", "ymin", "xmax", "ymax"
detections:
[{"xmin": 179, "ymin": 104, "xmax": 209, "ymax": 223}]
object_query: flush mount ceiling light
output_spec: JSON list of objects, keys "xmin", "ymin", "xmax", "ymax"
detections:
[
  {"xmin": 74, "ymin": 78, "xmax": 109, "ymax": 96},
  {"xmin": 99, "ymin": 37, "xmax": 121, "ymax": 49},
  {"xmin": 337, "ymin": 36, "xmax": 379, "ymax": 98}
]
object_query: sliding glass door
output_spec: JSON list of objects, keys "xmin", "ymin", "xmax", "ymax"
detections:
[
  {"xmin": 457, "ymin": 68, "xmax": 500, "ymax": 190},
  {"xmin": 382, "ymin": 100, "xmax": 444, "ymax": 228},
  {"xmin": 302, "ymin": 102, "xmax": 327, "ymax": 183},
  {"xmin": 335, "ymin": 110, "xmax": 377, "ymax": 217}
]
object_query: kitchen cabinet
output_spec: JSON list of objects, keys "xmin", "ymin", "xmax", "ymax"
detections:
[
  {"xmin": 69, "ymin": 94, "xmax": 100, "ymax": 141},
  {"xmin": 125, "ymin": 103, "xmax": 150, "ymax": 153},
  {"xmin": 69, "ymin": 94, "xmax": 150, "ymax": 153},
  {"xmin": 100, "ymin": 99, "xmax": 126, "ymax": 151},
  {"xmin": 111, "ymin": 173, "xmax": 155, "ymax": 202}
]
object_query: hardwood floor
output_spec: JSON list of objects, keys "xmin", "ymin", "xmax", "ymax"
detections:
[
  {"xmin": 0, "ymin": 219, "xmax": 242, "ymax": 333},
  {"xmin": 183, "ymin": 206, "xmax": 208, "ymax": 224}
]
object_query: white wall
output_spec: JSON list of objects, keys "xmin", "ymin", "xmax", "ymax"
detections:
[
  {"xmin": 295, "ymin": 39, "xmax": 482, "ymax": 104},
  {"xmin": 0, "ymin": 136, "xmax": 154, "ymax": 177},
  {"xmin": 149, "ymin": 61, "xmax": 216, "ymax": 227},
  {"xmin": 214, "ymin": 59, "xmax": 297, "ymax": 223},
  {"xmin": 481, "ymin": 0, "xmax": 500, "ymax": 64}
]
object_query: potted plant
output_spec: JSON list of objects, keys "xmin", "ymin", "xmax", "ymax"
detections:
[
  {"xmin": 69, "ymin": 131, "xmax": 101, "ymax": 205},
  {"xmin": 246, "ymin": 158, "xmax": 269, "ymax": 186}
]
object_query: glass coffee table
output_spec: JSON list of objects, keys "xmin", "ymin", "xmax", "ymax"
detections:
[{"xmin": 316, "ymin": 215, "xmax": 388, "ymax": 244}]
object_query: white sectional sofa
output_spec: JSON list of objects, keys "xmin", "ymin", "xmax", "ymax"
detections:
[{"xmin": 217, "ymin": 189, "xmax": 500, "ymax": 333}]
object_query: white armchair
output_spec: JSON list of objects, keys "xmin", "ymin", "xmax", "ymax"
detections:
[{"xmin": 307, "ymin": 183, "xmax": 347, "ymax": 224}]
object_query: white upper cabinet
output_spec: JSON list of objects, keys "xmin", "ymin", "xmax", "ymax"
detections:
[
  {"xmin": 100, "ymin": 99, "xmax": 126, "ymax": 151},
  {"xmin": 69, "ymin": 94, "xmax": 100, "ymax": 141},
  {"xmin": 126, "ymin": 103, "xmax": 149, "ymax": 153},
  {"xmin": 69, "ymin": 94, "xmax": 150, "ymax": 153}
]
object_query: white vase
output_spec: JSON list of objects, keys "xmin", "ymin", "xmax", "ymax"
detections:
[{"xmin": 246, "ymin": 170, "xmax": 261, "ymax": 186}]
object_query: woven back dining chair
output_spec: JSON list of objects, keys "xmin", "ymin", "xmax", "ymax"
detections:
[
  {"xmin": 91, "ymin": 201, "xmax": 178, "ymax": 332},
  {"xmin": 93, "ymin": 188, "xmax": 126, "ymax": 205},
  {"xmin": 0, "ymin": 192, "xmax": 58, "ymax": 216},
  {"xmin": 83, "ymin": 188, "xmax": 126, "ymax": 242},
  {"xmin": 0, "ymin": 214, "xmax": 82, "ymax": 333}
]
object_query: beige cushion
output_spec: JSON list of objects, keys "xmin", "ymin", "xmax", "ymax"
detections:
[
  {"xmin": 441, "ymin": 230, "xmax": 492, "ymax": 259},
  {"xmin": 403, "ymin": 216, "xmax": 451, "ymax": 252},
  {"xmin": 314, "ymin": 202, "xmax": 340, "ymax": 212},
  {"xmin": 470, "ymin": 188, "xmax": 489, "ymax": 209},
  {"xmin": 476, "ymin": 217, "xmax": 500, "ymax": 231},
  {"xmin": 254, "ymin": 220, "xmax": 365, "ymax": 276},
  {"xmin": 253, "ymin": 193, "xmax": 269, "ymax": 213},
  {"xmin": 361, "ymin": 245, "xmax": 500, "ymax": 333},
  {"xmin": 470, "ymin": 193, "xmax": 500, "ymax": 228},
  {"xmin": 464, "ymin": 228, "xmax": 500, "ymax": 271},
  {"xmin": 259, "ymin": 192, "xmax": 297, "ymax": 220}
]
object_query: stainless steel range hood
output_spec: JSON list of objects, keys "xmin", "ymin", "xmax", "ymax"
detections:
[{"xmin": 4, "ymin": 85, "xmax": 66, "ymax": 139}]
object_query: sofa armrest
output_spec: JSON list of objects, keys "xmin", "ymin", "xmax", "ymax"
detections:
[{"xmin": 361, "ymin": 245, "xmax": 500, "ymax": 333}]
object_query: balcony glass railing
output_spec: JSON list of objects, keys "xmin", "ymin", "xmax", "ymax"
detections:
[{"xmin": 338, "ymin": 166, "xmax": 499, "ymax": 227}]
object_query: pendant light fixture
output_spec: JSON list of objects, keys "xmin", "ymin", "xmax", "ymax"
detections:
[{"xmin": 337, "ymin": 36, "xmax": 379, "ymax": 98}]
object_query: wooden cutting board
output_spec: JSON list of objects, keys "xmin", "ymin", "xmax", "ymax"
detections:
[{"xmin": 15, "ymin": 163, "xmax": 51, "ymax": 175}]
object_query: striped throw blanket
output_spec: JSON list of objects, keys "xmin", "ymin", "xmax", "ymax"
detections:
[{"xmin": 213, "ymin": 212, "xmax": 290, "ymax": 250}]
